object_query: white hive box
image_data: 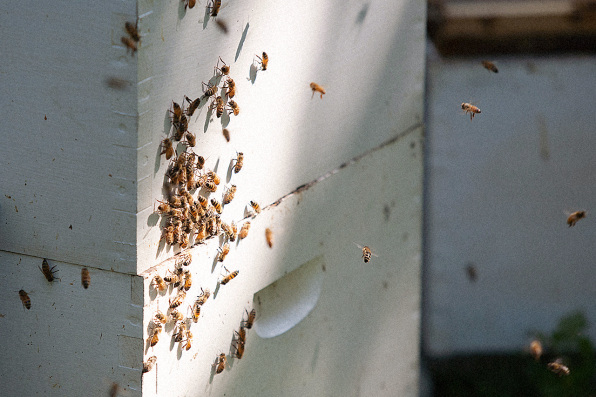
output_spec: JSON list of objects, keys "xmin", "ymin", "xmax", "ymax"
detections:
[{"xmin": 0, "ymin": 1, "xmax": 426, "ymax": 396}]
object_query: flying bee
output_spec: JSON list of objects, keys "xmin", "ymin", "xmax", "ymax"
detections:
[
  {"xmin": 208, "ymin": 0, "xmax": 221, "ymax": 17},
  {"xmin": 153, "ymin": 310, "xmax": 167, "ymax": 325},
  {"xmin": 142, "ymin": 356, "xmax": 157, "ymax": 373},
  {"xmin": 215, "ymin": 19, "xmax": 229, "ymax": 34},
  {"xmin": 19, "ymin": 289, "xmax": 31, "ymax": 310},
  {"xmin": 173, "ymin": 322, "xmax": 187, "ymax": 343},
  {"xmin": 234, "ymin": 340, "xmax": 245, "ymax": 359},
  {"xmin": 169, "ymin": 290, "xmax": 186, "ymax": 308},
  {"xmin": 121, "ymin": 37, "xmax": 137, "ymax": 55},
  {"xmin": 223, "ymin": 185, "xmax": 237, "ymax": 204},
  {"xmin": 265, "ymin": 228, "xmax": 274, "ymax": 248},
  {"xmin": 207, "ymin": 171, "xmax": 221, "ymax": 185},
  {"xmin": 239, "ymin": 221, "xmax": 251, "ymax": 239},
  {"xmin": 197, "ymin": 195, "xmax": 208, "ymax": 209},
  {"xmin": 190, "ymin": 302, "xmax": 201, "ymax": 323},
  {"xmin": 204, "ymin": 180, "xmax": 217, "ymax": 192},
  {"xmin": 81, "ymin": 267, "xmax": 90, "ymax": 289},
  {"xmin": 152, "ymin": 275, "xmax": 167, "ymax": 292},
  {"xmin": 481, "ymin": 60, "xmax": 498, "ymax": 73},
  {"xmin": 227, "ymin": 100, "xmax": 240, "ymax": 116},
  {"xmin": 224, "ymin": 77, "xmax": 236, "ymax": 98},
  {"xmin": 310, "ymin": 82, "xmax": 326, "ymax": 99},
  {"xmin": 169, "ymin": 309, "xmax": 184, "ymax": 323},
  {"xmin": 249, "ymin": 200, "xmax": 261, "ymax": 214},
  {"xmin": 233, "ymin": 152, "xmax": 244, "ymax": 173},
  {"xmin": 184, "ymin": 95, "xmax": 201, "ymax": 117},
  {"xmin": 567, "ymin": 210, "xmax": 586, "ymax": 227},
  {"xmin": 244, "ymin": 308, "xmax": 256, "ymax": 329},
  {"xmin": 182, "ymin": 330, "xmax": 193, "ymax": 350},
  {"xmin": 530, "ymin": 340, "xmax": 542, "ymax": 361},
  {"xmin": 220, "ymin": 268, "xmax": 239, "ymax": 285},
  {"xmin": 547, "ymin": 359, "xmax": 570, "ymax": 376},
  {"xmin": 354, "ymin": 243, "xmax": 378, "ymax": 263},
  {"xmin": 39, "ymin": 258, "xmax": 59, "ymax": 282},
  {"xmin": 183, "ymin": 0, "xmax": 196, "ymax": 10},
  {"xmin": 201, "ymin": 82, "xmax": 218, "ymax": 101},
  {"xmin": 196, "ymin": 287, "xmax": 211, "ymax": 305},
  {"xmin": 149, "ymin": 325, "xmax": 162, "ymax": 347},
  {"xmin": 211, "ymin": 96, "xmax": 225, "ymax": 118},
  {"xmin": 125, "ymin": 22, "xmax": 140, "ymax": 42},
  {"xmin": 211, "ymin": 198, "xmax": 222, "ymax": 214},
  {"xmin": 461, "ymin": 102, "xmax": 481, "ymax": 121},
  {"xmin": 222, "ymin": 128, "xmax": 231, "ymax": 142},
  {"xmin": 109, "ymin": 382, "xmax": 120, "ymax": 397},
  {"xmin": 217, "ymin": 243, "xmax": 230, "ymax": 262},
  {"xmin": 182, "ymin": 270, "xmax": 192, "ymax": 291},
  {"xmin": 161, "ymin": 138, "xmax": 174, "ymax": 160},
  {"xmin": 256, "ymin": 52, "xmax": 268, "ymax": 71},
  {"xmin": 215, "ymin": 353, "xmax": 227, "ymax": 374},
  {"xmin": 215, "ymin": 56, "xmax": 230, "ymax": 76}
]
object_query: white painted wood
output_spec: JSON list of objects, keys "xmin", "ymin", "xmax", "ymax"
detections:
[{"xmin": 424, "ymin": 53, "xmax": 596, "ymax": 356}]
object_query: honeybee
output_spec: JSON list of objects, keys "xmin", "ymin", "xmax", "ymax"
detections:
[
  {"xmin": 547, "ymin": 359, "xmax": 570, "ymax": 376},
  {"xmin": 197, "ymin": 195, "xmax": 208, "ymax": 209},
  {"xmin": 222, "ymin": 128, "xmax": 231, "ymax": 142},
  {"xmin": 461, "ymin": 102, "xmax": 481, "ymax": 121},
  {"xmin": 164, "ymin": 271, "xmax": 180, "ymax": 286},
  {"xmin": 81, "ymin": 267, "xmax": 90, "ymax": 289},
  {"xmin": 152, "ymin": 275, "xmax": 167, "ymax": 292},
  {"xmin": 174, "ymin": 322, "xmax": 187, "ymax": 342},
  {"xmin": 567, "ymin": 210, "xmax": 586, "ymax": 227},
  {"xmin": 216, "ymin": 56, "xmax": 230, "ymax": 76},
  {"xmin": 170, "ymin": 101, "xmax": 183, "ymax": 125},
  {"xmin": 208, "ymin": 0, "xmax": 221, "ymax": 17},
  {"xmin": 196, "ymin": 287, "xmax": 211, "ymax": 305},
  {"xmin": 142, "ymin": 356, "xmax": 157, "ymax": 373},
  {"xmin": 231, "ymin": 152, "xmax": 243, "ymax": 174},
  {"xmin": 215, "ymin": 353, "xmax": 227, "ymax": 374},
  {"xmin": 149, "ymin": 326, "xmax": 162, "ymax": 347},
  {"xmin": 211, "ymin": 198, "xmax": 222, "ymax": 214},
  {"xmin": 183, "ymin": 0, "xmax": 196, "ymax": 10},
  {"xmin": 153, "ymin": 310, "xmax": 167, "ymax": 325},
  {"xmin": 176, "ymin": 252, "xmax": 193, "ymax": 267},
  {"xmin": 204, "ymin": 180, "xmax": 217, "ymax": 192},
  {"xmin": 227, "ymin": 100, "xmax": 240, "ymax": 116},
  {"xmin": 220, "ymin": 268, "xmax": 239, "ymax": 285},
  {"xmin": 239, "ymin": 221, "xmax": 251, "ymax": 240},
  {"xmin": 256, "ymin": 52, "xmax": 268, "ymax": 71},
  {"xmin": 121, "ymin": 37, "xmax": 137, "ymax": 54},
  {"xmin": 207, "ymin": 171, "xmax": 221, "ymax": 185},
  {"xmin": 235, "ymin": 327, "xmax": 246, "ymax": 344},
  {"xmin": 125, "ymin": 22, "xmax": 140, "ymax": 42},
  {"xmin": 249, "ymin": 200, "xmax": 261, "ymax": 214},
  {"xmin": 265, "ymin": 228, "xmax": 274, "ymax": 248},
  {"xmin": 217, "ymin": 243, "xmax": 230, "ymax": 262},
  {"xmin": 529, "ymin": 340, "xmax": 542, "ymax": 361},
  {"xmin": 212, "ymin": 96, "xmax": 225, "ymax": 118},
  {"xmin": 354, "ymin": 243, "xmax": 377, "ymax": 263},
  {"xmin": 223, "ymin": 185, "xmax": 237, "ymax": 204},
  {"xmin": 215, "ymin": 19, "xmax": 229, "ymax": 34},
  {"xmin": 185, "ymin": 132, "xmax": 196, "ymax": 148},
  {"xmin": 184, "ymin": 95, "xmax": 201, "ymax": 117},
  {"xmin": 182, "ymin": 270, "xmax": 192, "ymax": 291},
  {"xmin": 169, "ymin": 290, "xmax": 186, "ymax": 308},
  {"xmin": 169, "ymin": 309, "xmax": 184, "ymax": 323},
  {"xmin": 161, "ymin": 138, "xmax": 174, "ymax": 160},
  {"xmin": 234, "ymin": 340, "xmax": 245, "ymax": 359},
  {"xmin": 230, "ymin": 221, "xmax": 238, "ymax": 242},
  {"xmin": 190, "ymin": 302, "xmax": 201, "ymax": 323},
  {"xmin": 202, "ymin": 82, "xmax": 218, "ymax": 100},
  {"xmin": 19, "ymin": 289, "xmax": 31, "ymax": 310},
  {"xmin": 39, "ymin": 258, "xmax": 59, "ymax": 282},
  {"xmin": 481, "ymin": 60, "xmax": 498, "ymax": 73},
  {"xmin": 109, "ymin": 382, "xmax": 120, "ymax": 397},
  {"xmin": 224, "ymin": 77, "xmax": 236, "ymax": 98},
  {"xmin": 196, "ymin": 155, "xmax": 205, "ymax": 170},
  {"xmin": 162, "ymin": 225, "xmax": 175, "ymax": 245},
  {"xmin": 174, "ymin": 115, "xmax": 189, "ymax": 140},
  {"xmin": 182, "ymin": 330, "xmax": 193, "ymax": 350},
  {"xmin": 244, "ymin": 308, "xmax": 256, "ymax": 329},
  {"xmin": 310, "ymin": 82, "xmax": 325, "ymax": 99}
]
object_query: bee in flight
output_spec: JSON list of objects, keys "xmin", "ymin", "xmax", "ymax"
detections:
[
  {"xmin": 481, "ymin": 60, "xmax": 498, "ymax": 73},
  {"xmin": 461, "ymin": 102, "xmax": 481, "ymax": 121},
  {"xmin": 354, "ymin": 243, "xmax": 378, "ymax": 263},
  {"xmin": 310, "ymin": 82, "xmax": 326, "ymax": 99},
  {"xmin": 567, "ymin": 210, "xmax": 586, "ymax": 227}
]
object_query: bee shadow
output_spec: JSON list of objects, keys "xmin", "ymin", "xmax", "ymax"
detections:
[
  {"xmin": 203, "ymin": 107, "xmax": 214, "ymax": 133},
  {"xmin": 213, "ymin": 281, "xmax": 221, "ymax": 299},
  {"xmin": 248, "ymin": 64, "xmax": 258, "ymax": 84},
  {"xmin": 225, "ymin": 159, "xmax": 234, "ymax": 183},
  {"xmin": 220, "ymin": 110, "xmax": 230, "ymax": 128},
  {"xmin": 201, "ymin": 6, "xmax": 211, "ymax": 30},
  {"xmin": 234, "ymin": 23, "xmax": 249, "ymax": 62}
]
